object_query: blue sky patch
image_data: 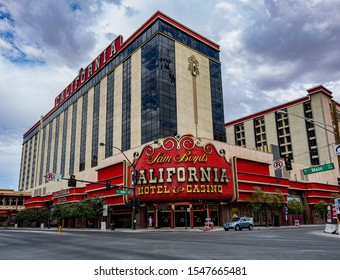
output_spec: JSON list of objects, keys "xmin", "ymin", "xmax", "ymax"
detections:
[{"xmin": 69, "ymin": 2, "xmax": 81, "ymax": 12}]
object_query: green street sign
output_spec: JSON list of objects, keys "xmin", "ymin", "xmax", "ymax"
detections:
[
  {"xmin": 303, "ymin": 163, "xmax": 335, "ymax": 175},
  {"xmin": 116, "ymin": 190, "xmax": 131, "ymax": 195}
]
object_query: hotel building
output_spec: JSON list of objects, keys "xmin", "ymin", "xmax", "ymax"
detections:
[
  {"xmin": 225, "ymin": 85, "xmax": 340, "ymax": 181},
  {"xmin": 20, "ymin": 12, "xmax": 339, "ymax": 229}
]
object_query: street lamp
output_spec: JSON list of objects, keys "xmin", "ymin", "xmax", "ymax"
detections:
[{"xmin": 99, "ymin": 142, "xmax": 137, "ymax": 230}]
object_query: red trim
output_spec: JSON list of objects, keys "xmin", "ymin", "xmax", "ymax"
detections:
[
  {"xmin": 122, "ymin": 11, "xmax": 219, "ymax": 51},
  {"xmin": 23, "ymin": 121, "xmax": 40, "ymax": 138},
  {"xmin": 23, "ymin": 11, "xmax": 219, "ymax": 138},
  {"xmin": 225, "ymin": 97, "xmax": 310, "ymax": 126},
  {"xmin": 104, "ymin": 196, "xmax": 125, "ymax": 205},
  {"xmin": 307, "ymin": 85, "xmax": 332, "ymax": 96}
]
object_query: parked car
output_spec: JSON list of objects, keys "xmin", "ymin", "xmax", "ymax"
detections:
[{"xmin": 223, "ymin": 217, "xmax": 254, "ymax": 231}]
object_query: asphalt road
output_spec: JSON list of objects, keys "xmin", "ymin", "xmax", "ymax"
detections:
[{"xmin": 0, "ymin": 225, "xmax": 339, "ymax": 260}]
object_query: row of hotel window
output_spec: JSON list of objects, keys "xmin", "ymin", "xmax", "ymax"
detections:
[{"xmin": 233, "ymin": 103, "xmax": 320, "ymax": 165}]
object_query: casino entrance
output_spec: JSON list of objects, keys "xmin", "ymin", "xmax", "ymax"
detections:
[{"xmin": 148, "ymin": 203, "xmax": 220, "ymax": 228}]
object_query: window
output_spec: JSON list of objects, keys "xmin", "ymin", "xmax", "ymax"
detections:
[
  {"xmin": 122, "ymin": 58, "xmax": 131, "ymax": 151},
  {"xmin": 79, "ymin": 93, "xmax": 88, "ymax": 171},
  {"xmin": 39, "ymin": 128, "xmax": 47, "ymax": 185},
  {"xmin": 105, "ymin": 71, "xmax": 115, "ymax": 158},
  {"xmin": 60, "ymin": 108, "xmax": 68, "ymax": 176},
  {"xmin": 210, "ymin": 61, "xmax": 226, "ymax": 142},
  {"xmin": 276, "ymin": 109, "xmax": 293, "ymax": 158},
  {"xmin": 304, "ymin": 101, "xmax": 319, "ymax": 165},
  {"xmin": 91, "ymin": 84, "xmax": 100, "ymax": 167},
  {"xmin": 141, "ymin": 35, "xmax": 177, "ymax": 143},
  {"xmin": 69, "ymin": 102, "xmax": 78, "ymax": 176},
  {"xmin": 235, "ymin": 123, "xmax": 246, "ymax": 147},
  {"xmin": 53, "ymin": 115, "xmax": 60, "ymax": 173},
  {"xmin": 254, "ymin": 116, "xmax": 267, "ymax": 149}
]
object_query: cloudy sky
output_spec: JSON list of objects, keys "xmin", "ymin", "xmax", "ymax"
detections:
[{"xmin": 1, "ymin": 0, "xmax": 340, "ymax": 190}]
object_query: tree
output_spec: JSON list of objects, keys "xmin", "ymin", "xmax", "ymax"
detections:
[
  {"xmin": 287, "ymin": 199, "xmax": 304, "ymax": 214},
  {"xmin": 247, "ymin": 188, "xmax": 285, "ymax": 226},
  {"xmin": 51, "ymin": 204, "xmax": 63, "ymax": 222},
  {"xmin": 314, "ymin": 201, "xmax": 325, "ymax": 218},
  {"xmin": 86, "ymin": 197, "xmax": 104, "ymax": 228},
  {"xmin": 16, "ymin": 208, "xmax": 49, "ymax": 227},
  {"xmin": 77, "ymin": 197, "xmax": 104, "ymax": 228},
  {"xmin": 267, "ymin": 192, "xmax": 285, "ymax": 225},
  {"xmin": 36, "ymin": 208, "xmax": 49, "ymax": 225},
  {"xmin": 0, "ymin": 215, "xmax": 7, "ymax": 226},
  {"xmin": 267, "ymin": 192, "xmax": 285, "ymax": 210},
  {"xmin": 246, "ymin": 187, "xmax": 268, "ymax": 212}
]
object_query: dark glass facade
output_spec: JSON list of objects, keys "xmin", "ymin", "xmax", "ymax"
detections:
[
  {"xmin": 141, "ymin": 35, "xmax": 177, "ymax": 143},
  {"xmin": 69, "ymin": 102, "xmax": 78, "ymax": 175},
  {"xmin": 91, "ymin": 83, "xmax": 100, "ymax": 167},
  {"xmin": 122, "ymin": 58, "xmax": 131, "ymax": 151},
  {"xmin": 52, "ymin": 115, "xmax": 60, "ymax": 173},
  {"xmin": 105, "ymin": 71, "xmax": 115, "ymax": 158},
  {"xmin": 60, "ymin": 108, "xmax": 68, "ymax": 176},
  {"xmin": 38, "ymin": 128, "xmax": 46, "ymax": 185},
  {"xmin": 209, "ymin": 60, "xmax": 226, "ymax": 142},
  {"xmin": 45, "ymin": 122, "xmax": 53, "ymax": 178},
  {"xmin": 79, "ymin": 92, "xmax": 88, "ymax": 172}
]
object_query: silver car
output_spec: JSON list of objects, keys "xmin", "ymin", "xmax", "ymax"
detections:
[{"xmin": 223, "ymin": 217, "xmax": 254, "ymax": 231}]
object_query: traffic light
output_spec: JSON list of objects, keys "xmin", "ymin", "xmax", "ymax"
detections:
[
  {"xmin": 68, "ymin": 175, "xmax": 76, "ymax": 187},
  {"xmin": 106, "ymin": 180, "xmax": 111, "ymax": 190},
  {"xmin": 136, "ymin": 198, "xmax": 141, "ymax": 208},
  {"xmin": 284, "ymin": 156, "xmax": 292, "ymax": 171},
  {"xmin": 127, "ymin": 198, "xmax": 133, "ymax": 209}
]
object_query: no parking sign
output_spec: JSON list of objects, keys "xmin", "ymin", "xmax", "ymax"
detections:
[{"xmin": 273, "ymin": 159, "xmax": 284, "ymax": 170}]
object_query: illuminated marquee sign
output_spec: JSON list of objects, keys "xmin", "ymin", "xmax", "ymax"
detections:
[
  {"xmin": 54, "ymin": 35, "xmax": 123, "ymax": 109},
  {"xmin": 131, "ymin": 135, "xmax": 235, "ymax": 202}
]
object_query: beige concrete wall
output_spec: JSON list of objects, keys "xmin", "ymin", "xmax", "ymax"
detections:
[
  {"xmin": 27, "ymin": 137, "xmax": 35, "ymax": 189},
  {"xmin": 74, "ymin": 97, "xmax": 82, "ymax": 175},
  {"xmin": 56, "ymin": 113, "xmax": 64, "ymax": 175},
  {"xmin": 85, "ymin": 88, "xmax": 94, "ymax": 171},
  {"xmin": 41, "ymin": 125, "xmax": 49, "ymax": 185},
  {"xmin": 131, "ymin": 49, "xmax": 142, "ymax": 148},
  {"xmin": 244, "ymin": 120, "xmax": 255, "ymax": 149},
  {"xmin": 175, "ymin": 43, "xmax": 213, "ymax": 139},
  {"xmin": 311, "ymin": 93, "xmax": 335, "ymax": 165},
  {"xmin": 287, "ymin": 104, "xmax": 310, "ymax": 165},
  {"xmin": 98, "ymin": 76, "xmax": 107, "ymax": 162},
  {"xmin": 264, "ymin": 113, "xmax": 278, "ymax": 147},
  {"xmin": 226, "ymin": 126, "xmax": 235, "ymax": 145},
  {"xmin": 21, "ymin": 142, "xmax": 28, "ymax": 190},
  {"xmin": 64, "ymin": 105, "xmax": 72, "ymax": 178},
  {"xmin": 114, "ymin": 64, "xmax": 123, "ymax": 149},
  {"xmin": 49, "ymin": 118, "xmax": 56, "ymax": 174}
]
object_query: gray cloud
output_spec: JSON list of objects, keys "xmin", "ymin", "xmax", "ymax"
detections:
[
  {"xmin": 2, "ymin": 0, "xmax": 340, "ymax": 189},
  {"xmin": 1, "ymin": 0, "xmax": 126, "ymax": 68},
  {"xmin": 241, "ymin": 0, "xmax": 340, "ymax": 90}
]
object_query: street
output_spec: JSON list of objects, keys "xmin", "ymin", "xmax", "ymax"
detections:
[{"xmin": 0, "ymin": 225, "xmax": 339, "ymax": 260}]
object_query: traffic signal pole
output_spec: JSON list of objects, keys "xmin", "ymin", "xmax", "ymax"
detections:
[
  {"xmin": 132, "ymin": 164, "xmax": 137, "ymax": 230},
  {"xmin": 99, "ymin": 142, "xmax": 138, "ymax": 230}
]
